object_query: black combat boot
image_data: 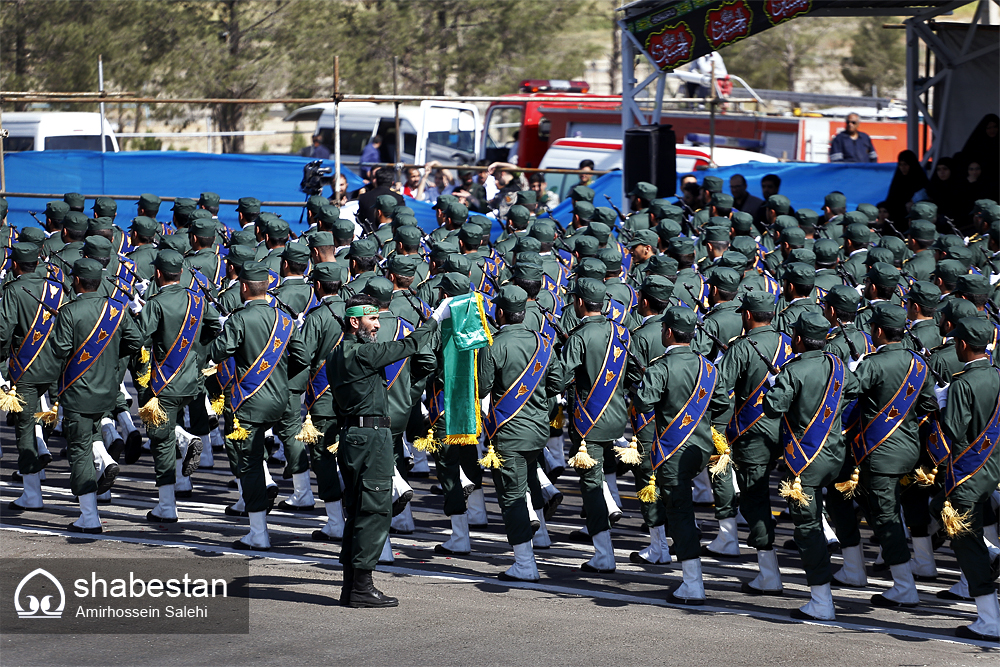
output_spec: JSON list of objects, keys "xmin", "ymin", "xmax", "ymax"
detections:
[{"xmin": 349, "ymin": 570, "xmax": 398, "ymax": 608}]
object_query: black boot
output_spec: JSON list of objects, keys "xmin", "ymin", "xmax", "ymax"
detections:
[
  {"xmin": 349, "ymin": 570, "xmax": 398, "ymax": 608},
  {"xmin": 339, "ymin": 570, "xmax": 355, "ymax": 607}
]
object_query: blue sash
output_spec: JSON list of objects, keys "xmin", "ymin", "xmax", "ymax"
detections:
[
  {"xmin": 9, "ymin": 280, "xmax": 63, "ymax": 384},
  {"xmin": 762, "ymin": 272, "xmax": 781, "ymax": 304},
  {"xmin": 428, "ymin": 381, "xmax": 444, "ymax": 426},
  {"xmin": 838, "ymin": 328, "xmax": 875, "ymax": 435},
  {"xmin": 484, "ymin": 332, "xmax": 553, "ymax": 439},
  {"xmin": 267, "ymin": 269, "xmax": 280, "ymax": 290},
  {"xmin": 475, "ymin": 269, "xmax": 496, "ymax": 298},
  {"xmin": 725, "ymin": 332, "xmax": 794, "ymax": 443},
  {"xmin": 783, "ymin": 354, "xmax": 845, "ymax": 476},
  {"xmin": 629, "ymin": 403, "xmax": 656, "ymax": 438},
  {"xmin": 305, "ymin": 333, "xmax": 342, "ymax": 410},
  {"xmin": 557, "ymin": 248, "xmax": 573, "ymax": 267},
  {"xmin": 572, "ymin": 322, "xmax": 630, "ymax": 438},
  {"xmin": 652, "ymin": 354, "xmax": 716, "ymax": 470},
  {"xmin": 853, "ymin": 350, "xmax": 928, "ymax": 464},
  {"xmin": 58, "ymin": 299, "xmax": 126, "ymax": 394},
  {"xmin": 541, "ymin": 272, "xmax": 560, "ymax": 296},
  {"xmin": 231, "ymin": 309, "xmax": 294, "ymax": 411},
  {"xmin": 945, "ymin": 368, "xmax": 1000, "ymax": 494},
  {"xmin": 48, "ymin": 263, "xmax": 64, "ymax": 284},
  {"xmin": 215, "ymin": 358, "xmax": 236, "ymax": 389},
  {"xmin": 408, "ymin": 292, "xmax": 434, "ymax": 321},
  {"xmin": 607, "ymin": 298, "xmax": 631, "ymax": 325},
  {"xmin": 116, "ymin": 256, "xmax": 137, "ymax": 286},
  {"xmin": 920, "ymin": 415, "xmax": 951, "ymax": 466},
  {"xmin": 384, "ymin": 318, "xmax": 415, "ymax": 390},
  {"xmin": 618, "ymin": 240, "xmax": 632, "ymax": 273},
  {"xmin": 482, "ymin": 295, "xmax": 497, "ymax": 322},
  {"xmin": 150, "ymin": 290, "xmax": 204, "ymax": 395},
  {"xmin": 107, "ymin": 276, "xmax": 131, "ymax": 305}
]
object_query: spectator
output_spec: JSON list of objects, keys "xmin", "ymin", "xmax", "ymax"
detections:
[
  {"xmin": 357, "ymin": 167, "xmax": 404, "ymax": 229},
  {"xmin": 360, "ymin": 134, "xmax": 382, "ymax": 170},
  {"xmin": 884, "ymin": 150, "xmax": 928, "ymax": 227},
  {"xmin": 507, "ymin": 130, "xmax": 520, "ymax": 164},
  {"xmin": 576, "ymin": 159, "xmax": 595, "ymax": 187},
  {"xmin": 729, "ymin": 174, "xmax": 763, "ymax": 215},
  {"xmin": 957, "ymin": 159, "xmax": 991, "ymax": 227},
  {"xmin": 753, "ymin": 173, "xmax": 784, "ymax": 227},
  {"xmin": 419, "ymin": 162, "xmax": 456, "ymax": 203},
  {"xmin": 926, "ymin": 157, "xmax": 962, "ymax": 229},
  {"xmin": 329, "ymin": 173, "xmax": 353, "ymax": 206},
  {"xmin": 829, "ymin": 113, "xmax": 878, "ymax": 163},
  {"xmin": 455, "ymin": 167, "xmax": 489, "ymax": 214},
  {"xmin": 529, "ymin": 172, "xmax": 558, "ymax": 210},
  {"xmin": 303, "ymin": 133, "xmax": 330, "ymax": 159},
  {"xmin": 959, "ymin": 113, "xmax": 999, "ymax": 191},
  {"xmin": 401, "ymin": 167, "xmax": 422, "ymax": 199}
]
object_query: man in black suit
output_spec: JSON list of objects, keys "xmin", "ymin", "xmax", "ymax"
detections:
[{"xmin": 357, "ymin": 168, "xmax": 404, "ymax": 231}]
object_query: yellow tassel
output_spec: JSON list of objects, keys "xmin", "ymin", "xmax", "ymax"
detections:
[
  {"xmin": 0, "ymin": 385, "xmax": 25, "ymax": 413},
  {"xmin": 567, "ymin": 440, "xmax": 597, "ymax": 470},
  {"xmin": 637, "ymin": 473, "xmax": 659, "ymax": 503},
  {"xmin": 135, "ymin": 367, "xmax": 151, "ymax": 388},
  {"xmin": 835, "ymin": 467, "xmax": 860, "ymax": 498},
  {"xmin": 478, "ymin": 443, "xmax": 504, "ymax": 469},
  {"xmin": 202, "ymin": 365, "xmax": 218, "ymax": 377},
  {"xmin": 941, "ymin": 500, "xmax": 972, "ymax": 537},
  {"xmin": 708, "ymin": 427, "xmax": 731, "ymax": 478},
  {"xmin": 140, "ymin": 347, "xmax": 150, "ymax": 364},
  {"xmin": 913, "ymin": 465, "xmax": 937, "ymax": 486},
  {"xmin": 295, "ymin": 414, "xmax": 323, "ymax": 445},
  {"xmin": 614, "ymin": 437, "xmax": 642, "ymax": 466},
  {"xmin": 210, "ymin": 395, "xmax": 225, "ymax": 416},
  {"xmin": 34, "ymin": 401, "xmax": 59, "ymax": 425},
  {"xmin": 138, "ymin": 396, "xmax": 168, "ymax": 426},
  {"xmin": 443, "ymin": 433, "xmax": 479, "ymax": 445},
  {"xmin": 412, "ymin": 430, "xmax": 438, "ymax": 453},
  {"xmin": 779, "ymin": 476, "xmax": 813, "ymax": 507},
  {"xmin": 549, "ymin": 405, "xmax": 565, "ymax": 430},
  {"xmin": 326, "ymin": 439, "xmax": 339, "ymax": 454},
  {"xmin": 228, "ymin": 418, "xmax": 249, "ymax": 441}
]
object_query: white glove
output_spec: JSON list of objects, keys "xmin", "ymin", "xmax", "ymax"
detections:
[
  {"xmin": 128, "ymin": 296, "xmax": 144, "ymax": 315},
  {"xmin": 765, "ymin": 373, "xmax": 777, "ymax": 388},
  {"xmin": 432, "ymin": 297, "xmax": 452, "ymax": 322},
  {"xmin": 135, "ymin": 279, "xmax": 150, "ymax": 296},
  {"xmin": 219, "ymin": 314, "xmax": 229, "ymax": 328},
  {"xmin": 963, "ymin": 236, "xmax": 970, "ymax": 246},
  {"xmin": 295, "ymin": 312, "xmax": 306, "ymax": 330},
  {"xmin": 990, "ymin": 273, "xmax": 1000, "ymax": 286},
  {"xmin": 934, "ymin": 383, "xmax": 950, "ymax": 410},
  {"xmin": 854, "ymin": 284, "xmax": 865, "ymax": 297},
  {"xmin": 848, "ymin": 354, "xmax": 865, "ymax": 373}
]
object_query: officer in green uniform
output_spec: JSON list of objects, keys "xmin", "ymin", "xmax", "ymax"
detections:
[
  {"xmin": 185, "ymin": 218, "xmax": 223, "ymax": 290},
  {"xmin": 49, "ymin": 259, "xmax": 144, "ymax": 532},
  {"xmin": 126, "ymin": 217, "xmax": 160, "ymax": 282},
  {"xmin": 902, "ymin": 221, "xmax": 937, "ymax": 282},
  {"xmin": 841, "ymin": 223, "xmax": 872, "ymax": 285},
  {"xmin": 256, "ymin": 219, "xmax": 290, "ymax": 273},
  {"xmin": 626, "ymin": 229, "xmax": 659, "ymax": 290},
  {"xmin": 478, "ymin": 284, "xmax": 563, "ymax": 581},
  {"xmin": 631, "ymin": 307, "xmax": 730, "ymax": 604},
  {"xmin": 385, "ymin": 255, "xmax": 423, "ymax": 327},
  {"xmin": 137, "ymin": 250, "xmax": 220, "ymax": 523},
  {"xmin": 52, "ymin": 212, "xmax": 89, "ymax": 283},
  {"xmin": 929, "ymin": 318, "xmax": 1000, "ymax": 641},
  {"xmin": 906, "ymin": 281, "xmax": 944, "ymax": 352},
  {"xmin": 0, "ymin": 244, "xmax": 62, "ymax": 511},
  {"xmin": 342, "ymin": 237, "xmax": 381, "ymax": 298},
  {"xmin": 763, "ymin": 312, "xmax": 858, "ymax": 621},
  {"xmin": 857, "ymin": 263, "xmax": 903, "ymax": 334},
  {"xmin": 215, "ymin": 246, "xmax": 256, "ymax": 315},
  {"xmin": 774, "ymin": 263, "xmax": 821, "ymax": 336},
  {"xmin": 41, "ymin": 201, "xmax": 70, "ymax": 258},
  {"xmin": 329, "ymin": 292, "xmax": 445, "ymax": 608},
  {"xmin": 930, "ymin": 299, "xmax": 980, "ymax": 380}
]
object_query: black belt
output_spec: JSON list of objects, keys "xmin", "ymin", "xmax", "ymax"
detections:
[{"xmin": 344, "ymin": 416, "xmax": 391, "ymax": 429}]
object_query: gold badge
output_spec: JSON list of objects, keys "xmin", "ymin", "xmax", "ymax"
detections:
[
  {"xmin": 613, "ymin": 347, "xmax": 623, "ymax": 362},
  {"xmin": 97, "ymin": 329, "xmax": 108, "ymax": 342},
  {"xmin": 180, "ymin": 337, "xmax": 189, "ymax": 350},
  {"xmin": 604, "ymin": 370, "xmax": 615, "ymax": 385},
  {"xmin": 786, "ymin": 441, "xmax": 795, "ymax": 456},
  {"xmin": 612, "ymin": 307, "xmax": 621, "ymax": 320},
  {"xmin": 110, "ymin": 306, "xmax": 119, "ymax": 318},
  {"xmin": 833, "ymin": 379, "xmax": 840, "ymax": 392},
  {"xmin": 698, "ymin": 387, "xmax": 707, "ymax": 401},
  {"xmin": 754, "ymin": 393, "xmax": 764, "ymax": 407},
  {"xmin": 681, "ymin": 414, "xmax": 693, "ymax": 427},
  {"xmin": 929, "ymin": 432, "xmax": 938, "ymax": 445},
  {"xmin": 272, "ymin": 339, "xmax": 282, "ymax": 351},
  {"xmin": 533, "ymin": 361, "xmax": 542, "ymax": 374},
  {"xmin": 516, "ymin": 383, "xmax": 528, "ymax": 398},
  {"xmin": 193, "ymin": 295, "xmax": 201, "ymax": 306},
  {"xmin": 824, "ymin": 406, "xmax": 832, "ymax": 421},
  {"xmin": 80, "ymin": 351, "xmax": 92, "ymax": 362},
  {"xmin": 887, "ymin": 407, "xmax": 900, "ymax": 420},
  {"xmin": 259, "ymin": 360, "xmax": 270, "ymax": 372},
  {"xmin": 982, "ymin": 436, "xmax": 992, "ymax": 453},
  {"xmin": 42, "ymin": 311, "xmax": 51, "ymax": 323},
  {"xmin": 905, "ymin": 384, "xmax": 914, "ymax": 397},
  {"xmin": 784, "ymin": 343, "xmax": 792, "ymax": 357},
  {"xmin": 32, "ymin": 331, "xmax": 42, "ymax": 344},
  {"xmin": 189, "ymin": 315, "xmax": 198, "ymax": 328},
  {"xmin": 916, "ymin": 361, "xmax": 924, "ymax": 374}
]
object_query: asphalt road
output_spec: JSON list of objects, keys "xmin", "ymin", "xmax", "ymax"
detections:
[{"xmin": 1, "ymin": 434, "xmax": 997, "ymax": 666}]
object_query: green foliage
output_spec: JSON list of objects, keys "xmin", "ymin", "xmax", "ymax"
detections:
[
  {"xmin": 841, "ymin": 17, "xmax": 905, "ymax": 96},
  {"xmin": 124, "ymin": 131, "xmax": 163, "ymax": 152},
  {"xmin": 290, "ymin": 126, "xmax": 308, "ymax": 154},
  {"xmin": 722, "ymin": 18, "xmax": 836, "ymax": 92}
]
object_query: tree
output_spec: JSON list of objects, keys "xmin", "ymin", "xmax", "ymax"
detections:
[
  {"xmin": 841, "ymin": 17, "xmax": 905, "ymax": 97},
  {"xmin": 721, "ymin": 18, "xmax": 837, "ymax": 92}
]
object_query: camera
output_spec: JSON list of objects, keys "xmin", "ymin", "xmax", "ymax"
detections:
[{"xmin": 300, "ymin": 160, "xmax": 333, "ymax": 196}]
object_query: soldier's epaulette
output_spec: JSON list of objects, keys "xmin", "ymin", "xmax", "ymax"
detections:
[
  {"xmin": 929, "ymin": 341, "xmax": 952, "ymax": 353},
  {"xmin": 647, "ymin": 353, "xmax": 666, "ymax": 366},
  {"xmin": 567, "ymin": 320, "xmax": 588, "ymax": 336}
]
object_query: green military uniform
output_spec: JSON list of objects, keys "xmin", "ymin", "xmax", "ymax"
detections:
[
  {"xmin": 773, "ymin": 263, "xmax": 822, "ymax": 336},
  {"xmin": 126, "ymin": 216, "xmax": 159, "ymax": 282}
]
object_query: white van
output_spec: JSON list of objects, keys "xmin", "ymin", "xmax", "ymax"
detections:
[
  {"xmin": 1, "ymin": 112, "xmax": 119, "ymax": 152},
  {"xmin": 283, "ymin": 101, "xmax": 480, "ymax": 172}
]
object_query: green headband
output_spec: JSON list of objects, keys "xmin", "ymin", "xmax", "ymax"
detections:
[{"xmin": 346, "ymin": 305, "xmax": 378, "ymax": 318}]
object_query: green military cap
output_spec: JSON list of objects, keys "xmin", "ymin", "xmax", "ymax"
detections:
[
  {"xmin": 83, "ymin": 235, "xmax": 112, "ymax": 259},
  {"xmin": 445, "ymin": 201, "xmax": 469, "ymax": 223},
  {"xmin": 909, "ymin": 220, "xmax": 937, "ymax": 241},
  {"xmin": 45, "ymin": 201, "xmax": 70, "ymax": 222},
  {"xmin": 375, "ymin": 194, "xmax": 398, "ymax": 215},
  {"xmin": 459, "ymin": 223, "xmax": 484, "ymax": 246},
  {"xmin": 159, "ymin": 234, "xmax": 187, "ymax": 253},
  {"xmin": 88, "ymin": 216, "xmax": 114, "ymax": 234},
  {"xmin": 430, "ymin": 240, "xmax": 460, "ymax": 263},
  {"xmin": 813, "ymin": 238, "xmax": 841, "ymax": 264},
  {"xmin": 628, "ymin": 181, "xmax": 658, "ymax": 201},
  {"xmin": 667, "ymin": 236, "xmax": 695, "ymax": 256},
  {"xmin": 64, "ymin": 192, "xmax": 85, "ymax": 210},
  {"xmin": 311, "ymin": 262, "xmax": 342, "ymax": 283},
  {"xmin": 933, "ymin": 234, "xmax": 964, "ymax": 252},
  {"xmin": 316, "ymin": 205, "xmax": 340, "ymax": 226},
  {"xmin": 972, "ymin": 199, "xmax": 1000, "ymax": 222},
  {"xmin": 574, "ymin": 235, "xmax": 599, "ymax": 257},
  {"xmin": 433, "ymin": 194, "xmax": 458, "ymax": 211},
  {"xmin": 870, "ymin": 302, "xmax": 906, "ymax": 329},
  {"xmin": 395, "ymin": 215, "xmax": 419, "ymax": 229},
  {"xmin": 718, "ymin": 250, "xmax": 748, "ymax": 271},
  {"xmin": 781, "ymin": 226, "xmax": 807, "ymax": 247},
  {"xmin": 866, "ymin": 247, "xmax": 895, "ymax": 267},
  {"xmin": 731, "ymin": 210, "xmax": 754, "ymax": 233},
  {"xmin": 823, "ymin": 192, "xmax": 847, "ymax": 210},
  {"xmin": 393, "ymin": 205, "xmax": 415, "ymax": 219},
  {"xmin": 784, "ymin": 262, "xmax": 815, "ymax": 287},
  {"xmin": 595, "ymin": 247, "xmax": 622, "ymax": 273},
  {"xmin": 909, "ymin": 200, "xmax": 937, "ymax": 221},
  {"xmin": 711, "ymin": 192, "xmax": 734, "ymax": 209},
  {"xmin": 843, "ymin": 222, "xmax": 871, "ymax": 244},
  {"xmin": 266, "ymin": 218, "xmax": 291, "ymax": 239},
  {"xmin": 188, "ymin": 217, "xmax": 217, "ymax": 238},
  {"xmin": 568, "ymin": 277, "xmax": 605, "ymax": 303},
  {"xmin": 506, "ymin": 204, "xmax": 530, "ymax": 227},
  {"xmin": 703, "ymin": 225, "xmax": 730, "ymax": 244},
  {"xmin": 395, "ymin": 225, "xmax": 423, "ymax": 247},
  {"xmin": 766, "ymin": 194, "xmax": 791, "ymax": 214},
  {"xmin": 513, "ymin": 258, "xmax": 544, "ymax": 282},
  {"xmin": 495, "ymin": 284, "xmax": 528, "ymax": 314},
  {"xmin": 941, "ymin": 297, "xmax": 977, "ymax": 325},
  {"xmin": 659, "ymin": 203, "xmax": 685, "ymax": 224},
  {"xmin": 470, "ymin": 214, "xmax": 491, "ymax": 229},
  {"xmin": 794, "ymin": 208, "xmax": 819, "ymax": 228},
  {"xmin": 62, "ymin": 211, "xmax": 88, "ymax": 233},
  {"xmin": 701, "ymin": 176, "xmax": 723, "ymax": 194},
  {"xmin": 822, "ymin": 284, "xmax": 860, "ymax": 312},
  {"xmin": 663, "ymin": 306, "xmax": 697, "ymax": 333},
  {"xmin": 856, "ymin": 203, "xmax": 878, "ymax": 222},
  {"xmin": 240, "ymin": 260, "xmax": 270, "ymax": 282},
  {"xmin": 944, "ymin": 246, "xmax": 973, "ymax": 268},
  {"xmin": 17, "ymin": 228, "xmax": 46, "ymax": 247},
  {"xmin": 787, "ymin": 248, "xmax": 816, "ymax": 266},
  {"xmin": 627, "ymin": 228, "xmax": 659, "ymax": 248},
  {"xmin": 387, "ymin": 254, "xmax": 420, "ymax": 278},
  {"xmin": 708, "ymin": 216, "xmax": 732, "ymax": 229},
  {"xmin": 573, "ymin": 200, "xmax": 596, "ymax": 221},
  {"xmin": 72, "ymin": 258, "xmax": 103, "ymax": 280},
  {"xmin": 877, "ymin": 236, "xmax": 908, "ymax": 263},
  {"xmin": 307, "ymin": 195, "xmax": 330, "ymax": 215},
  {"xmin": 738, "ymin": 290, "xmax": 774, "ymax": 313},
  {"xmin": 516, "ymin": 190, "xmax": 537, "ymax": 206},
  {"xmin": 236, "ymin": 197, "xmax": 261, "ymax": 214},
  {"xmin": 332, "ymin": 217, "xmax": 355, "ymax": 240},
  {"xmin": 11, "ymin": 242, "xmax": 40, "ymax": 264},
  {"xmin": 575, "ymin": 257, "xmax": 607, "ymax": 281},
  {"xmin": 645, "ymin": 254, "xmax": 677, "ymax": 278},
  {"xmin": 137, "ymin": 193, "xmax": 161, "ymax": 213},
  {"xmin": 570, "ymin": 185, "xmax": 595, "ymax": 203},
  {"xmin": 256, "ymin": 211, "xmax": 279, "ymax": 227},
  {"xmin": 991, "ymin": 219, "xmax": 1000, "ymax": 241},
  {"xmin": 172, "ymin": 197, "xmax": 198, "ymax": 218},
  {"xmin": 907, "ymin": 280, "xmax": 941, "ymax": 309},
  {"xmin": 708, "ymin": 267, "xmax": 740, "ymax": 291},
  {"xmin": 843, "ymin": 211, "xmax": 869, "ymax": 227},
  {"xmin": 592, "ymin": 207, "xmax": 616, "ymax": 225},
  {"xmin": 444, "ymin": 253, "xmax": 471, "ymax": 276},
  {"xmin": 529, "ymin": 221, "xmax": 556, "ymax": 244},
  {"xmin": 773, "ymin": 215, "xmax": 799, "ymax": 231},
  {"xmin": 656, "ymin": 219, "xmax": 682, "ymax": 242},
  {"xmin": 953, "ymin": 317, "xmax": 994, "ymax": 346},
  {"xmin": 93, "ymin": 197, "xmax": 116, "ymax": 218},
  {"xmin": 308, "ymin": 231, "xmax": 336, "ymax": 248},
  {"xmin": 626, "ymin": 212, "xmax": 652, "ymax": 232},
  {"xmin": 795, "ymin": 311, "xmax": 830, "ymax": 340},
  {"xmin": 440, "ymin": 272, "xmax": 471, "ymax": 297},
  {"xmin": 640, "ymin": 275, "xmax": 674, "ymax": 302},
  {"xmin": 586, "ymin": 221, "xmax": 612, "ymax": 246},
  {"xmin": 348, "ymin": 237, "xmax": 379, "ymax": 259},
  {"xmin": 866, "ymin": 261, "xmax": 899, "ymax": 288},
  {"xmin": 281, "ymin": 242, "xmax": 310, "ymax": 264},
  {"xmin": 230, "ymin": 229, "xmax": 257, "ymax": 247},
  {"xmin": 932, "ymin": 259, "xmax": 967, "ymax": 285},
  {"xmin": 154, "ymin": 249, "xmax": 185, "ymax": 273},
  {"xmin": 226, "ymin": 245, "xmax": 256, "ymax": 268},
  {"xmin": 514, "ymin": 236, "xmax": 542, "ymax": 254},
  {"xmin": 362, "ymin": 276, "xmax": 394, "ymax": 305},
  {"xmin": 730, "ymin": 235, "xmax": 759, "ymax": 262},
  {"xmin": 199, "ymin": 192, "xmax": 221, "ymax": 209},
  {"xmin": 956, "ymin": 273, "xmax": 990, "ymax": 296},
  {"xmin": 190, "ymin": 209, "xmax": 213, "ymax": 222}
]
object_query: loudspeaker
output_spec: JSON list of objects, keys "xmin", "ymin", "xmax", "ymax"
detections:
[{"xmin": 623, "ymin": 124, "xmax": 677, "ymax": 199}]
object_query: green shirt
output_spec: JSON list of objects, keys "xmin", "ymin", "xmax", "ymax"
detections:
[
  {"xmin": 127, "ymin": 243, "xmax": 158, "ymax": 282},
  {"xmin": 941, "ymin": 357, "xmax": 1000, "ymax": 491},
  {"xmin": 375, "ymin": 310, "xmax": 436, "ymax": 435},
  {"xmin": 0, "ymin": 273, "xmax": 65, "ymax": 384},
  {"xmin": 300, "ymin": 294, "xmax": 345, "ymax": 418},
  {"xmin": 692, "ymin": 300, "xmax": 742, "ymax": 361}
]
